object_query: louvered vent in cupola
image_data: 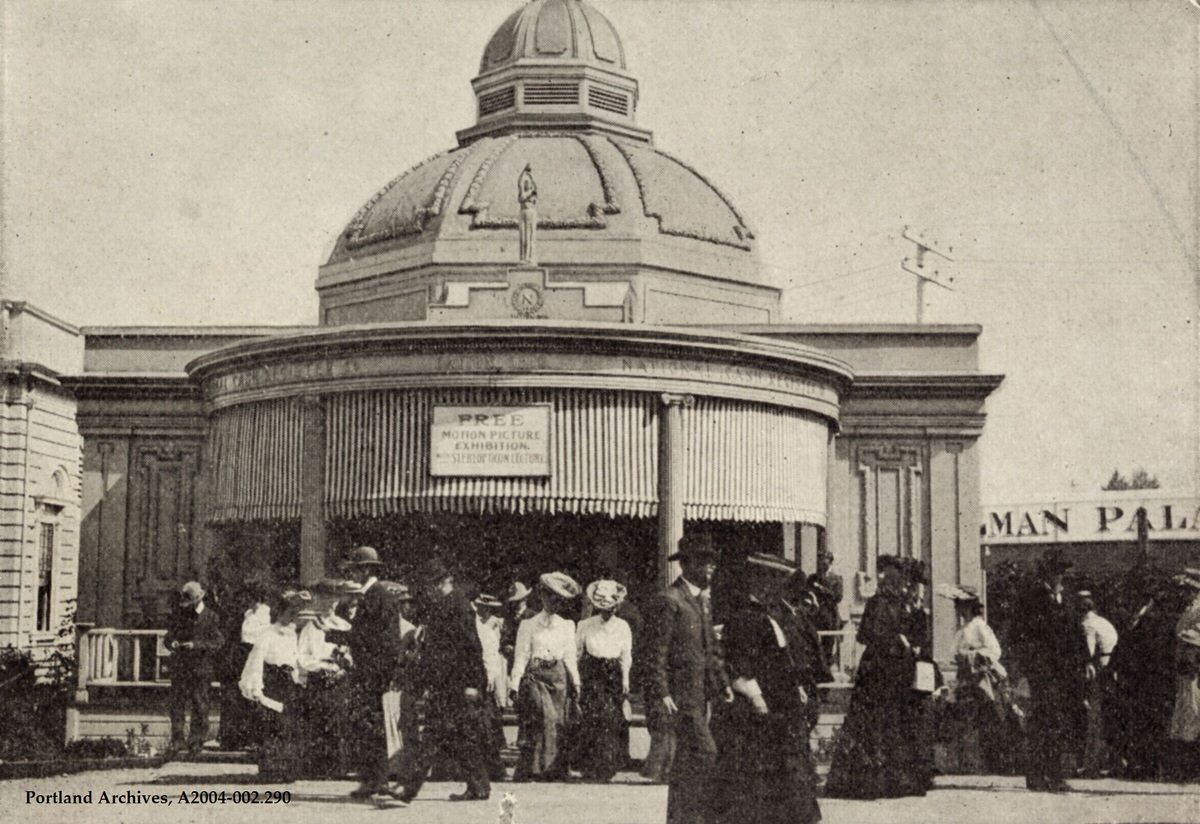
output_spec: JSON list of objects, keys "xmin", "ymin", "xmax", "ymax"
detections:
[
  {"xmin": 587, "ymin": 87, "xmax": 629, "ymax": 116},
  {"xmin": 523, "ymin": 82, "xmax": 580, "ymax": 105},
  {"xmin": 478, "ymin": 86, "xmax": 516, "ymax": 117}
]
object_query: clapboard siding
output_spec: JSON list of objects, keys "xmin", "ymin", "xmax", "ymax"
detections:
[{"xmin": 0, "ymin": 383, "xmax": 82, "ymax": 648}]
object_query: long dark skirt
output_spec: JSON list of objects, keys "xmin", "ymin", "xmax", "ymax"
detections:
[
  {"xmin": 825, "ymin": 659, "xmax": 929, "ymax": 799},
  {"xmin": 710, "ymin": 699, "xmax": 821, "ymax": 824},
  {"xmin": 220, "ymin": 643, "xmax": 263, "ymax": 750},
  {"xmin": 296, "ymin": 670, "xmax": 351, "ymax": 778},
  {"xmin": 515, "ymin": 659, "xmax": 569, "ymax": 779},
  {"xmin": 574, "ymin": 654, "xmax": 626, "ymax": 781},
  {"xmin": 258, "ymin": 665, "xmax": 300, "ymax": 782}
]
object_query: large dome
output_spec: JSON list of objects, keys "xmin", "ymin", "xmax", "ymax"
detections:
[
  {"xmin": 480, "ymin": 0, "xmax": 626, "ymax": 74},
  {"xmin": 318, "ymin": 0, "xmax": 777, "ymax": 324},
  {"xmin": 327, "ymin": 131, "xmax": 755, "ymax": 267}
]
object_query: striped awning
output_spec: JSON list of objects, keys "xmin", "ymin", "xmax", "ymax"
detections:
[
  {"xmin": 205, "ymin": 396, "xmax": 305, "ymax": 522},
  {"xmin": 325, "ymin": 388, "xmax": 658, "ymax": 519},
  {"xmin": 205, "ymin": 388, "xmax": 829, "ymax": 525}
]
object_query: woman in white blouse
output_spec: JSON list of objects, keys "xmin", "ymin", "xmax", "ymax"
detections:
[
  {"xmin": 295, "ymin": 580, "xmax": 357, "ymax": 779},
  {"xmin": 220, "ymin": 579, "xmax": 272, "ymax": 751},
  {"xmin": 509, "ymin": 571, "xmax": 582, "ymax": 780},
  {"xmin": 945, "ymin": 584, "xmax": 1010, "ymax": 774},
  {"xmin": 239, "ymin": 590, "xmax": 305, "ymax": 781},
  {"xmin": 574, "ymin": 579, "xmax": 633, "ymax": 781}
]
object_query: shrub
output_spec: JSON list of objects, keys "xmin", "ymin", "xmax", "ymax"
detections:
[
  {"xmin": 62, "ymin": 737, "xmax": 128, "ymax": 760},
  {"xmin": 0, "ymin": 603, "xmax": 78, "ymax": 763}
]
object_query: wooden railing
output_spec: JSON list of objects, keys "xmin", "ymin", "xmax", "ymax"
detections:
[
  {"xmin": 71, "ymin": 626, "xmax": 862, "ymax": 701},
  {"xmin": 76, "ymin": 628, "xmax": 171, "ymax": 699}
]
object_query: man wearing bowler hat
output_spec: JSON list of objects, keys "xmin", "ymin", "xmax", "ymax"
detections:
[
  {"xmin": 165, "ymin": 580, "xmax": 224, "ymax": 756},
  {"xmin": 399, "ymin": 556, "xmax": 491, "ymax": 803},
  {"xmin": 644, "ymin": 535, "xmax": 732, "ymax": 824},
  {"xmin": 1010, "ymin": 548, "xmax": 1090, "ymax": 792},
  {"xmin": 342, "ymin": 546, "xmax": 406, "ymax": 799}
]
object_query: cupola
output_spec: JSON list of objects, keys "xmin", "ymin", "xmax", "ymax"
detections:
[{"xmin": 456, "ymin": 0, "xmax": 651, "ymax": 146}]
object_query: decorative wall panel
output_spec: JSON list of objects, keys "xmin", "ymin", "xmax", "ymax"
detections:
[
  {"xmin": 853, "ymin": 441, "xmax": 926, "ymax": 587},
  {"xmin": 126, "ymin": 441, "xmax": 202, "ymax": 623}
]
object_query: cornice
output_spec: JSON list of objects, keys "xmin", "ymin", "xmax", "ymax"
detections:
[
  {"xmin": 61, "ymin": 373, "xmax": 201, "ymax": 401},
  {"xmin": 839, "ymin": 412, "xmax": 990, "ymax": 438},
  {"xmin": 720, "ymin": 323, "xmax": 983, "ymax": 337},
  {"xmin": 80, "ymin": 325, "xmax": 315, "ymax": 338},
  {"xmin": 846, "ymin": 373, "xmax": 1004, "ymax": 401},
  {"xmin": 1, "ymin": 359, "xmax": 64, "ymax": 388},
  {"xmin": 2, "ymin": 301, "xmax": 81, "ymax": 336},
  {"xmin": 186, "ymin": 320, "xmax": 855, "ymax": 390}
]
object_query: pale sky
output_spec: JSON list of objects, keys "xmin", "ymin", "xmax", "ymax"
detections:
[{"xmin": 3, "ymin": 0, "xmax": 1198, "ymax": 503}]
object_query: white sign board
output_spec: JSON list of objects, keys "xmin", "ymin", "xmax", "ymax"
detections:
[
  {"xmin": 982, "ymin": 495, "xmax": 1200, "ymax": 545},
  {"xmin": 430, "ymin": 405, "xmax": 551, "ymax": 477}
]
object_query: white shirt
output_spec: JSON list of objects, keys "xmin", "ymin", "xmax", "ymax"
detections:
[
  {"xmin": 477, "ymin": 614, "xmax": 508, "ymax": 701},
  {"xmin": 297, "ymin": 615, "xmax": 351, "ymax": 674},
  {"xmin": 241, "ymin": 603, "xmax": 271, "ymax": 645},
  {"xmin": 510, "ymin": 610, "xmax": 580, "ymax": 689},
  {"xmin": 239, "ymin": 623, "xmax": 300, "ymax": 699},
  {"xmin": 679, "ymin": 576, "xmax": 709, "ymax": 601},
  {"xmin": 576, "ymin": 614, "xmax": 633, "ymax": 692},
  {"xmin": 955, "ymin": 615, "xmax": 1002, "ymax": 663},
  {"xmin": 1082, "ymin": 611, "xmax": 1119, "ymax": 664}
]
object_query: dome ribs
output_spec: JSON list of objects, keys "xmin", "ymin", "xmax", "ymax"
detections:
[
  {"xmin": 458, "ymin": 132, "xmax": 616, "ymax": 230},
  {"xmin": 607, "ymin": 136, "xmax": 755, "ymax": 251}
]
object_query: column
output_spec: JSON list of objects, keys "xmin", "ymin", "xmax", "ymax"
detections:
[
  {"xmin": 657, "ymin": 393, "xmax": 693, "ymax": 587},
  {"xmin": 928, "ymin": 439, "xmax": 964, "ymax": 668},
  {"xmin": 781, "ymin": 521, "xmax": 797, "ymax": 564},
  {"xmin": 299, "ymin": 396, "xmax": 326, "ymax": 585}
]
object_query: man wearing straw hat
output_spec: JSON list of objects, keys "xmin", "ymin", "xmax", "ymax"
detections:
[
  {"xmin": 644, "ymin": 535, "xmax": 732, "ymax": 824},
  {"xmin": 165, "ymin": 580, "xmax": 224, "ymax": 756}
]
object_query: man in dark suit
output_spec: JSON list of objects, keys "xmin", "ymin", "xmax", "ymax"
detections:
[
  {"xmin": 1010, "ymin": 549, "xmax": 1090, "ymax": 792},
  {"xmin": 343, "ymin": 546, "xmax": 406, "ymax": 799},
  {"xmin": 165, "ymin": 580, "xmax": 224, "ymax": 755},
  {"xmin": 807, "ymin": 545, "xmax": 844, "ymax": 663},
  {"xmin": 644, "ymin": 537, "xmax": 732, "ymax": 824},
  {"xmin": 400, "ymin": 557, "xmax": 491, "ymax": 803}
]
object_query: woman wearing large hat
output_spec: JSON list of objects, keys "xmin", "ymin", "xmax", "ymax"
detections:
[
  {"xmin": 295, "ymin": 579, "xmax": 359, "ymax": 778},
  {"xmin": 509, "ymin": 571, "xmax": 582, "ymax": 780},
  {"xmin": 572, "ymin": 579, "xmax": 633, "ymax": 782},
  {"xmin": 239, "ymin": 587, "xmax": 309, "ymax": 782},
  {"xmin": 708, "ymin": 553, "xmax": 821, "ymax": 824},
  {"xmin": 825, "ymin": 554, "xmax": 926, "ymax": 799}
]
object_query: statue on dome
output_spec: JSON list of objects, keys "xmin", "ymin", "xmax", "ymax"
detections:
[{"xmin": 518, "ymin": 163, "xmax": 538, "ymax": 264}]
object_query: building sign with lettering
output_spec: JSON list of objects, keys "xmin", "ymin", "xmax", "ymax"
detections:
[
  {"xmin": 430, "ymin": 405, "xmax": 551, "ymax": 477},
  {"xmin": 982, "ymin": 495, "xmax": 1200, "ymax": 545}
]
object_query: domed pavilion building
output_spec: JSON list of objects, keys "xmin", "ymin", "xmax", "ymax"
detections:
[{"xmin": 1, "ymin": 2, "xmax": 1001, "ymax": 734}]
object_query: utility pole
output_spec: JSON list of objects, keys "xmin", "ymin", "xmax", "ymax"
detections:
[{"xmin": 901, "ymin": 226, "xmax": 956, "ymax": 324}]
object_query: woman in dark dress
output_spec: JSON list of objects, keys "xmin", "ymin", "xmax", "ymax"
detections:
[
  {"xmin": 710, "ymin": 554, "xmax": 821, "ymax": 824},
  {"xmin": 898, "ymin": 559, "xmax": 939, "ymax": 795},
  {"xmin": 825, "ymin": 555, "xmax": 922, "ymax": 799}
]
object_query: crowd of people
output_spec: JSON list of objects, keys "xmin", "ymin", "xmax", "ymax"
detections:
[
  {"xmin": 163, "ymin": 539, "xmax": 831, "ymax": 820},
  {"xmin": 160, "ymin": 540, "xmax": 1200, "ymax": 817}
]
